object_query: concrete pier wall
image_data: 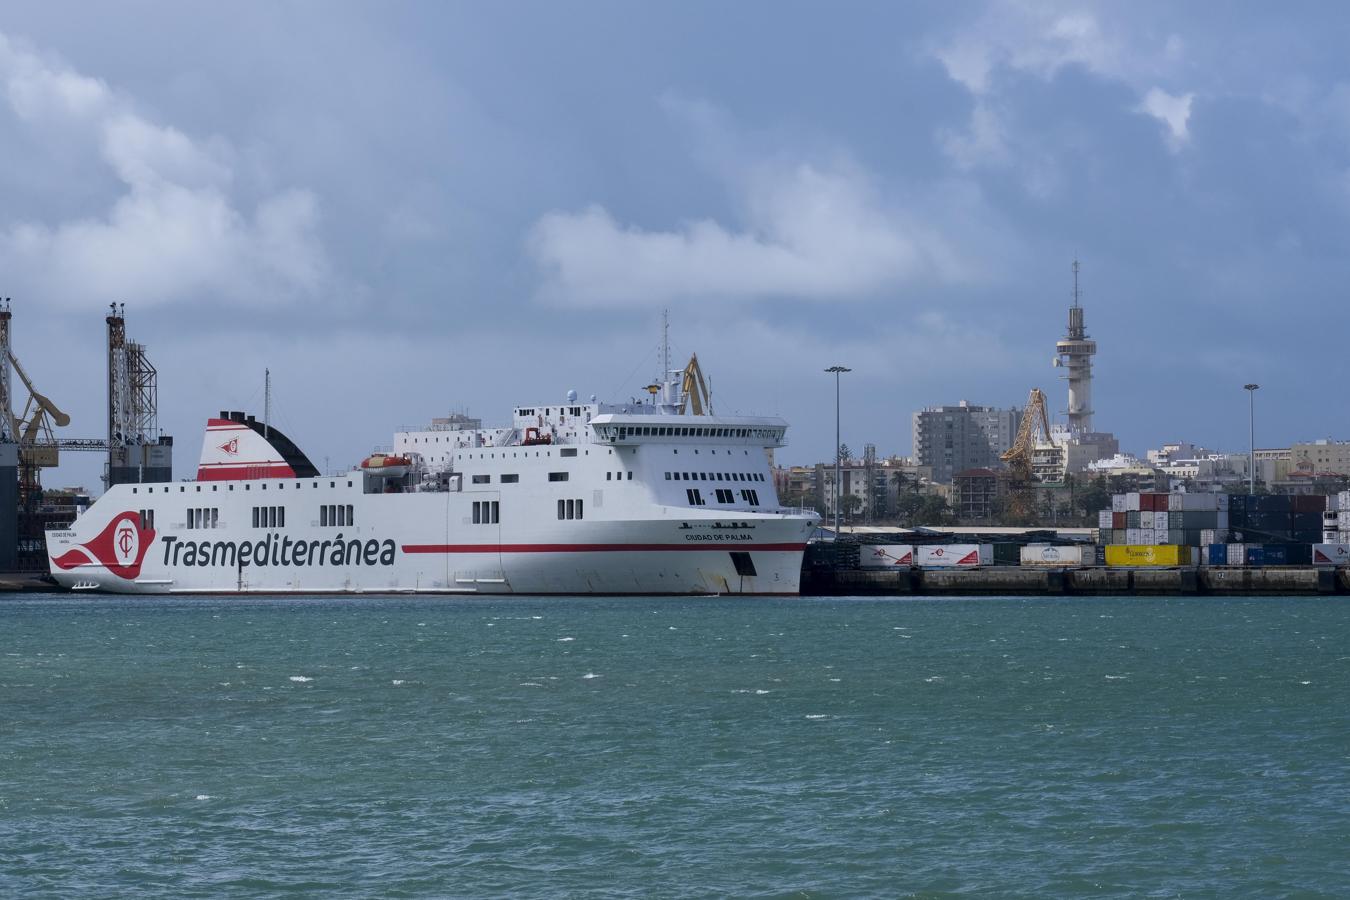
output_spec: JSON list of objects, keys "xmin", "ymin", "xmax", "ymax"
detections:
[{"xmin": 803, "ymin": 565, "xmax": 1349, "ymax": 597}]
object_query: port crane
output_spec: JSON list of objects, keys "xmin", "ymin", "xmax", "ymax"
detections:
[
  {"xmin": 676, "ymin": 354, "xmax": 713, "ymax": 416},
  {"xmin": 1001, "ymin": 387, "xmax": 1058, "ymax": 521}
]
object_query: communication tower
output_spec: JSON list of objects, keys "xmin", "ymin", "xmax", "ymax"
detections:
[{"xmin": 1054, "ymin": 260, "xmax": 1096, "ymax": 435}]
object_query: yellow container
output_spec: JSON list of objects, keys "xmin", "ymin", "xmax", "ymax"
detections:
[{"xmin": 1105, "ymin": 544, "xmax": 1191, "ymax": 567}]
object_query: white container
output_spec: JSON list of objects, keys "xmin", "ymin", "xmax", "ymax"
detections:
[
  {"xmin": 1112, "ymin": 495, "xmax": 1127, "ymax": 513},
  {"xmin": 1153, "ymin": 527, "xmax": 1169, "ymax": 543},
  {"xmin": 1140, "ymin": 511, "xmax": 1155, "ymax": 529},
  {"xmin": 1126, "ymin": 528, "xmax": 1143, "ymax": 544},
  {"xmin": 916, "ymin": 544, "xmax": 993, "ymax": 567},
  {"xmin": 1324, "ymin": 531, "xmax": 1340, "ymax": 544},
  {"xmin": 1228, "ymin": 543, "xmax": 1246, "ymax": 563},
  {"xmin": 1098, "ymin": 510, "xmax": 1114, "ymax": 529},
  {"xmin": 1020, "ymin": 544, "xmax": 1090, "ymax": 566},
  {"xmin": 1312, "ymin": 544, "xmax": 1350, "ymax": 565},
  {"xmin": 860, "ymin": 545, "xmax": 914, "ymax": 568},
  {"xmin": 1125, "ymin": 492, "xmax": 1141, "ymax": 512}
]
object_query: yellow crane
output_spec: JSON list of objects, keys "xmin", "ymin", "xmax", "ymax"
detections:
[
  {"xmin": 9, "ymin": 350, "xmax": 71, "ymax": 506},
  {"xmin": 1000, "ymin": 388, "xmax": 1056, "ymax": 521},
  {"xmin": 676, "ymin": 353, "xmax": 713, "ymax": 416}
]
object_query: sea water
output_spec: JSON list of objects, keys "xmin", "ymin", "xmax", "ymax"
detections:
[{"xmin": 2, "ymin": 593, "xmax": 1347, "ymax": 897}]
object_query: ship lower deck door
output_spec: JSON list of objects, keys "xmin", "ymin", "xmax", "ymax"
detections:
[
  {"xmin": 730, "ymin": 551, "xmax": 756, "ymax": 578},
  {"xmin": 457, "ymin": 491, "xmax": 505, "ymax": 591}
]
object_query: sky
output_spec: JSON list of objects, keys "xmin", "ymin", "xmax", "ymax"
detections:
[{"xmin": 1, "ymin": 1, "xmax": 1347, "ymax": 492}]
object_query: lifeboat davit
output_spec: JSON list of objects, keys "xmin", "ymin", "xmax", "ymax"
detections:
[{"xmin": 361, "ymin": 453, "xmax": 413, "ymax": 479}]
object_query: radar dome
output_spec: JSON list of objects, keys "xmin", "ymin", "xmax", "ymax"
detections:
[{"xmin": 566, "ymin": 389, "xmax": 578, "ymax": 403}]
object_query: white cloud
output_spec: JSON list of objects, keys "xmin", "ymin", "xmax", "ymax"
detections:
[
  {"xmin": 932, "ymin": 4, "xmax": 1192, "ymax": 154},
  {"xmin": 528, "ymin": 142, "xmax": 973, "ymax": 307},
  {"xmin": 0, "ymin": 32, "xmax": 326, "ymax": 307},
  {"xmin": 1136, "ymin": 87, "xmax": 1194, "ymax": 147},
  {"xmin": 939, "ymin": 100, "xmax": 1008, "ymax": 169}
]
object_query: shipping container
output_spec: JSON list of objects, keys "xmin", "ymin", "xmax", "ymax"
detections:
[
  {"xmin": 1155, "ymin": 493, "xmax": 1170, "ymax": 512},
  {"xmin": 1124, "ymin": 492, "xmax": 1141, "ymax": 512},
  {"xmin": 1098, "ymin": 510, "xmax": 1114, "ymax": 530},
  {"xmin": 1140, "ymin": 511, "xmax": 1155, "ymax": 529},
  {"xmin": 1112, "ymin": 511, "xmax": 1127, "ymax": 529},
  {"xmin": 1126, "ymin": 511, "xmax": 1141, "ymax": 529},
  {"xmin": 1216, "ymin": 494, "xmax": 1230, "ymax": 511},
  {"xmin": 1104, "ymin": 545, "xmax": 1191, "ymax": 567},
  {"xmin": 915, "ymin": 545, "xmax": 993, "ymax": 567},
  {"xmin": 1292, "ymin": 512, "xmax": 1322, "ymax": 531},
  {"xmin": 992, "ymin": 543, "xmax": 1021, "ymax": 566},
  {"xmin": 1140, "ymin": 493, "xmax": 1155, "ymax": 512},
  {"xmin": 1291, "ymin": 494, "xmax": 1327, "ymax": 513},
  {"xmin": 1112, "ymin": 494, "xmax": 1127, "ymax": 513},
  {"xmin": 1244, "ymin": 546, "xmax": 1265, "ymax": 566},
  {"xmin": 1206, "ymin": 544, "xmax": 1229, "ymax": 566},
  {"xmin": 1020, "ymin": 544, "xmax": 1091, "ymax": 566},
  {"xmin": 1312, "ymin": 543, "xmax": 1350, "ymax": 565},
  {"xmin": 859, "ymin": 545, "xmax": 914, "ymax": 568},
  {"xmin": 1174, "ymin": 493, "xmax": 1219, "ymax": 511}
]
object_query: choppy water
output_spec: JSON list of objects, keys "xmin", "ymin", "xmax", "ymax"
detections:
[{"xmin": 1, "ymin": 593, "xmax": 1348, "ymax": 898}]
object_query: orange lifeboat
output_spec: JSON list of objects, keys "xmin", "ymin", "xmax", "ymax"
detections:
[{"xmin": 361, "ymin": 453, "xmax": 413, "ymax": 478}]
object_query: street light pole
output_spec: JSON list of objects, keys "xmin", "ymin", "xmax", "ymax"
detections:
[
  {"xmin": 1243, "ymin": 383, "xmax": 1259, "ymax": 494},
  {"xmin": 825, "ymin": 366, "xmax": 851, "ymax": 537}
]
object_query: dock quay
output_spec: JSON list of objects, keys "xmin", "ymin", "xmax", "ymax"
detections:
[{"xmin": 803, "ymin": 564, "xmax": 1348, "ymax": 596}]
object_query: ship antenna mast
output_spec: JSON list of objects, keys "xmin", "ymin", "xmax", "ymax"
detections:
[
  {"xmin": 1072, "ymin": 258, "xmax": 1081, "ymax": 308},
  {"xmin": 264, "ymin": 368, "xmax": 271, "ymax": 439}
]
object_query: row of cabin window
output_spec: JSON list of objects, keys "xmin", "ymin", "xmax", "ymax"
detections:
[
  {"xmin": 689, "ymin": 488, "xmax": 761, "ymax": 507},
  {"xmin": 472, "ymin": 501, "xmax": 500, "ymax": 524},
  {"xmin": 602, "ymin": 425, "xmax": 782, "ymax": 440},
  {"xmin": 468, "ymin": 472, "xmax": 565, "ymax": 484},
  {"xmin": 605, "ymin": 472, "xmax": 632, "ymax": 481},
  {"xmin": 557, "ymin": 499, "xmax": 584, "ymax": 520},
  {"xmin": 137, "ymin": 509, "xmax": 156, "ymax": 530},
  {"xmin": 186, "ymin": 508, "xmax": 218, "ymax": 529},
  {"xmin": 252, "ymin": 506, "xmax": 285, "ymax": 528},
  {"xmin": 134, "ymin": 481, "xmax": 353, "ymax": 493},
  {"xmin": 665, "ymin": 471, "xmax": 765, "ymax": 483},
  {"xmin": 320, "ymin": 504, "xmax": 354, "ymax": 527}
]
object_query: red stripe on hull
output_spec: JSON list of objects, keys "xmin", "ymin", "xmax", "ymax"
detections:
[{"xmin": 401, "ymin": 542, "xmax": 807, "ymax": 554}]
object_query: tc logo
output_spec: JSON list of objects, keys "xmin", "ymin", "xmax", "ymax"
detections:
[
  {"xmin": 219, "ymin": 438, "xmax": 239, "ymax": 455},
  {"xmin": 115, "ymin": 522, "xmax": 139, "ymax": 565}
]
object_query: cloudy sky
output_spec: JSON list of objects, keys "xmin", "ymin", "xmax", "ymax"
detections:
[{"xmin": 2, "ymin": 1, "xmax": 1347, "ymax": 490}]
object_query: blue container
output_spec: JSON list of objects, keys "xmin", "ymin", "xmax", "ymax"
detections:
[
  {"xmin": 1262, "ymin": 544, "xmax": 1290, "ymax": 565},
  {"xmin": 1207, "ymin": 544, "xmax": 1228, "ymax": 566},
  {"xmin": 1245, "ymin": 546, "xmax": 1265, "ymax": 567}
]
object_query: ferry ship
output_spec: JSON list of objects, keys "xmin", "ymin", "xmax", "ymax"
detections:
[{"xmin": 45, "ymin": 360, "xmax": 818, "ymax": 595}]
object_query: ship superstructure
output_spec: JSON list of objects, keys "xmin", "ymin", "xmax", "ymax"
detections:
[{"xmin": 46, "ymin": 356, "xmax": 818, "ymax": 595}]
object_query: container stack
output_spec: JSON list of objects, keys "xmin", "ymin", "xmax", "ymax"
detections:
[
  {"xmin": 1097, "ymin": 492, "xmax": 1227, "ymax": 548},
  {"xmin": 1093, "ymin": 491, "xmax": 1349, "ymax": 567}
]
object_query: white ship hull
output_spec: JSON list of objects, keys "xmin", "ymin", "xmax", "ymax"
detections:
[{"xmin": 48, "ymin": 403, "xmax": 818, "ymax": 595}]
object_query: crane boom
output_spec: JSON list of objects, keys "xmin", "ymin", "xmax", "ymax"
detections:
[{"xmin": 676, "ymin": 353, "xmax": 713, "ymax": 416}]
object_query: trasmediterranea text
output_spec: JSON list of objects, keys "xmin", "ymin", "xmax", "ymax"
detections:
[{"xmin": 161, "ymin": 532, "xmax": 396, "ymax": 568}]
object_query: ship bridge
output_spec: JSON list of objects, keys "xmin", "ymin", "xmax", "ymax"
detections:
[{"xmin": 590, "ymin": 414, "xmax": 787, "ymax": 448}]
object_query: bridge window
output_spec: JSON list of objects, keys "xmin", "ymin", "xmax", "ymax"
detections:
[
  {"xmin": 500, "ymin": 474, "xmax": 519, "ymax": 484},
  {"xmin": 472, "ymin": 474, "xmax": 491, "ymax": 484},
  {"xmin": 548, "ymin": 472, "xmax": 569, "ymax": 482}
]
